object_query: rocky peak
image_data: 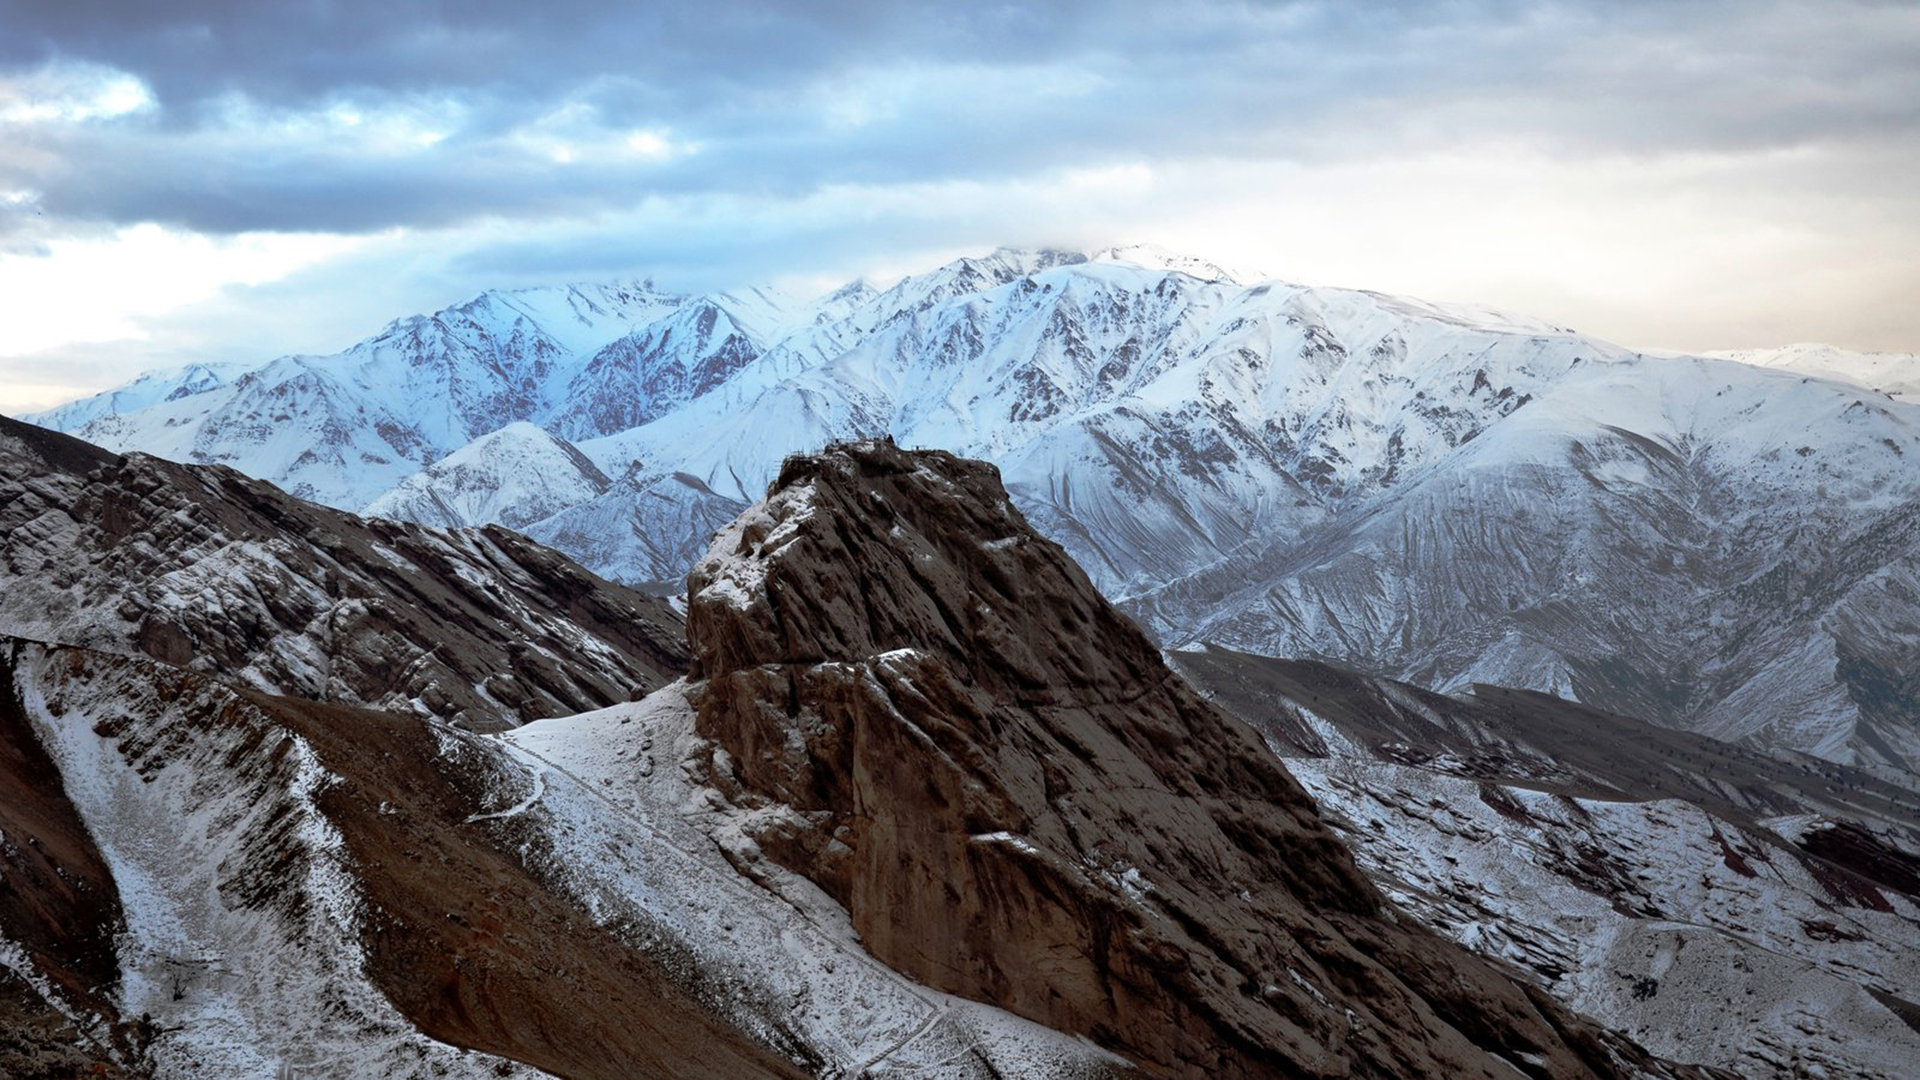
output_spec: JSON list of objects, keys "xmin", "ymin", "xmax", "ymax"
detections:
[{"xmin": 685, "ymin": 439, "xmax": 1703, "ymax": 1079}]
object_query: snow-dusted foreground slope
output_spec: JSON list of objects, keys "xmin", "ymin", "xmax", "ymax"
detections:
[
  {"xmin": 0, "ymin": 427, "xmax": 1131, "ymax": 1078},
  {"xmin": 2, "ymin": 640, "xmax": 547, "ymax": 1079},
  {"xmin": 0, "ymin": 637, "xmax": 1118, "ymax": 1079},
  {"xmin": 1175, "ymin": 647, "xmax": 1920, "ymax": 1080},
  {"xmin": 23, "ymin": 247, "xmax": 1920, "ymax": 775},
  {"xmin": 492, "ymin": 691, "xmax": 1126, "ymax": 1077}
]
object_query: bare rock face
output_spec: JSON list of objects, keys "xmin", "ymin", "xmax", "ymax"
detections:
[
  {"xmin": 0, "ymin": 415, "xmax": 685, "ymax": 730},
  {"xmin": 686, "ymin": 440, "xmax": 1704, "ymax": 1079}
]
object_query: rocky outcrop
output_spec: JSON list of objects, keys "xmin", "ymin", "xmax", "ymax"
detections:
[
  {"xmin": 685, "ymin": 440, "xmax": 1705, "ymax": 1079},
  {"xmin": 0, "ymin": 415, "xmax": 685, "ymax": 730}
]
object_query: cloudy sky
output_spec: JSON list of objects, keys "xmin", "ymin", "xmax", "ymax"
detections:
[{"xmin": 1, "ymin": 0, "xmax": 1916, "ymax": 414}]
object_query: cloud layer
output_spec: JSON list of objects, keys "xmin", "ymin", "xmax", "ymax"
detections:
[{"xmin": 1, "ymin": 1, "xmax": 1916, "ymax": 410}]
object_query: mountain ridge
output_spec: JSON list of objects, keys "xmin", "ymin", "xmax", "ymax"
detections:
[{"xmin": 19, "ymin": 247, "xmax": 1920, "ymax": 776}]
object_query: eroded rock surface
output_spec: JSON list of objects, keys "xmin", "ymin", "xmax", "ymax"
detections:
[
  {"xmin": 0, "ymin": 415, "xmax": 684, "ymax": 730},
  {"xmin": 686, "ymin": 439, "xmax": 1710, "ymax": 1079}
]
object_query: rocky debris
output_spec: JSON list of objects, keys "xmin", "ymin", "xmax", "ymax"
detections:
[
  {"xmin": 0, "ymin": 415, "xmax": 685, "ymax": 730},
  {"xmin": 1172, "ymin": 646, "xmax": 1920, "ymax": 1079},
  {"xmin": 685, "ymin": 439, "xmax": 1708, "ymax": 1079}
]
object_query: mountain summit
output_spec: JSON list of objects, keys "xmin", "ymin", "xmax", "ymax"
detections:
[{"xmin": 682, "ymin": 438, "xmax": 1703, "ymax": 1078}]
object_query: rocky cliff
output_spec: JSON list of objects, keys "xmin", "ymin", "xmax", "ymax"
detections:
[{"xmin": 684, "ymin": 439, "xmax": 1707, "ymax": 1078}]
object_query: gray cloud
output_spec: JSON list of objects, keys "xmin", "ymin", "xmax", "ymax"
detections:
[
  {"xmin": 0, "ymin": 0, "xmax": 1915, "ymax": 407},
  {"xmin": 2, "ymin": 1, "xmax": 1913, "ymax": 243}
]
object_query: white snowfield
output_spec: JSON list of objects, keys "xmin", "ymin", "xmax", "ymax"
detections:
[
  {"xmin": 24, "ymin": 245, "xmax": 1920, "ymax": 773},
  {"xmin": 1706, "ymin": 343, "xmax": 1920, "ymax": 404}
]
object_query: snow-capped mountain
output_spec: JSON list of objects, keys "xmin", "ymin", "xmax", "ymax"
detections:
[
  {"xmin": 361, "ymin": 421, "xmax": 611, "ymax": 530},
  {"xmin": 24, "ymin": 248, "xmax": 1920, "ymax": 777},
  {"xmin": 524, "ymin": 467, "xmax": 744, "ymax": 591},
  {"xmin": 35, "ymin": 281, "xmax": 688, "ymax": 507},
  {"xmin": 1706, "ymin": 343, "xmax": 1920, "ymax": 404},
  {"xmin": 25, "ymin": 361, "xmax": 247, "ymax": 432}
]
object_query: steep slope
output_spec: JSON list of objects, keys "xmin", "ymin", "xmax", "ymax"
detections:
[
  {"xmin": 362, "ymin": 421, "xmax": 612, "ymax": 530},
  {"xmin": 0, "ymin": 441, "xmax": 1193, "ymax": 1076},
  {"xmin": 0, "ymin": 416, "xmax": 684, "ymax": 731},
  {"xmin": 1173, "ymin": 646, "xmax": 1920, "ymax": 1079},
  {"xmin": 1132, "ymin": 356, "xmax": 1920, "ymax": 775},
  {"xmin": 0, "ymin": 634, "xmax": 826, "ymax": 1079},
  {"xmin": 0, "ymin": 646, "xmax": 143, "ymax": 1078},
  {"xmin": 681, "ymin": 439, "xmax": 1706, "ymax": 1079},
  {"xmin": 543, "ymin": 298, "xmax": 767, "ymax": 441},
  {"xmin": 0, "ymin": 424, "xmax": 1130, "ymax": 1079}
]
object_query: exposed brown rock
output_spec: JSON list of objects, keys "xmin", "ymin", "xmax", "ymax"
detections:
[
  {"xmin": 5, "ymin": 634, "xmax": 800, "ymax": 1080},
  {"xmin": 268, "ymin": 689, "xmax": 806, "ymax": 1080},
  {"xmin": 685, "ymin": 440, "xmax": 1706, "ymax": 1078},
  {"xmin": 0, "ymin": 643, "xmax": 144, "ymax": 1076}
]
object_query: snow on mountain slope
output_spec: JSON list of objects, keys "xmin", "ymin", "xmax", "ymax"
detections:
[
  {"xmin": 5, "ymin": 639, "xmax": 548, "ymax": 1079},
  {"xmin": 0, "ymin": 415, "xmax": 687, "ymax": 731},
  {"xmin": 582, "ymin": 256, "xmax": 1609, "ymax": 581},
  {"xmin": 1173, "ymin": 648, "xmax": 1920, "ymax": 1080},
  {"xmin": 5, "ymin": 636, "xmax": 1100, "ymax": 1078},
  {"xmin": 361, "ymin": 421, "xmax": 611, "ymax": 529},
  {"xmin": 38, "ymin": 281, "xmax": 686, "ymax": 507},
  {"xmin": 1089, "ymin": 242, "xmax": 1245, "ymax": 282},
  {"xmin": 21, "ymin": 361, "xmax": 246, "ymax": 432},
  {"xmin": 66, "ymin": 354, "xmax": 432, "ymax": 507},
  {"xmin": 29, "ymin": 247, "xmax": 1920, "ymax": 773},
  {"xmin": 523, "ymin": 467, "xmax": 744, "ymax": 589},
  {"xmin": 0, "ymin": 427, "xmax": 1118, "ymax": 1078},
  {"xmin": 486, "ymin": 689, "xmax": 1125, "ymax": 1077},
  {"xmin": 1135, "ymin": 355, "xmax": 1920, "ymax": 774},
  {"xmin": 1710, "ymin": 343, "xmax": 1920, "ymax": 404},
  {"xmin": 543, "ymin": 298, "xmax": 769, "ymax": 441}
]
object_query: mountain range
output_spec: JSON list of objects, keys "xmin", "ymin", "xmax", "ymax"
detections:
[{"xmin": 26, "ymin": 247, "xmax": 1920, "ymax": 782}]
